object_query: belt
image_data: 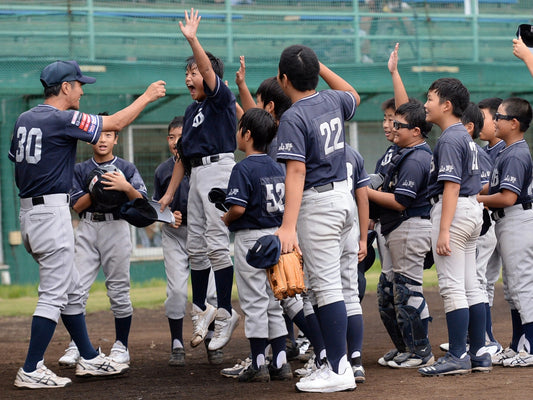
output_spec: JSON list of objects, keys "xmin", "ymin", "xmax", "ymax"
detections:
[
  {"xmin": 190, "ymin": 154, "xmax": 220, "ymax": 168},
  {"xmin": 430, "ymin": 193, "xmax": 471, "ymax": 206},
  {"xmin": 82, "ymin": 211, "xmax": 120, "ymax": 222},
  {"xmin": 20, "ymin": 193, "xmax": 70, "ymax": 208},
  {"xmin": 313, "ymin": 182, "xmax": 334, "ymax": 193},
  {"xmin": 491, "ymin": 202, "xmax": 532, "ymax": 221}
]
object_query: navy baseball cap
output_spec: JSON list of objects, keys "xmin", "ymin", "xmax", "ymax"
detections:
[
  {"xmin": 517, "ymin": 24, "xmax": 533, "ymax": 48},
  {"xmin": 120, "ymin": 198, "xmax": 175, "ymax": 228},
  {"xmin": 246, "ymin": 235, "xmax": 281, "ymax": 269},
  {"xmin": 40, "ymin": 60, "xmax": 96, "ymax": 88}
]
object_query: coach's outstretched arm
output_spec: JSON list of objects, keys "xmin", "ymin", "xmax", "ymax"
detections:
[
  {"xmin": 102, "ymin": 81, "xmax": 166, "ymax": 132},
  {"xmin": 513, "ymin": 36, "xmax": 533, "ymax": 79},
  {"xmin": 318, "ymin": 61, "xmax": 360, "ymax": 106}
]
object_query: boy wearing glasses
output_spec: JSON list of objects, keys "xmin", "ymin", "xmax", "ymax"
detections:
[
  {"xmin": 367, "ymin": 100, "xmax": 434, "ymax": 369},
  {"xmin": 418, "ymin": 78, "xmax": 488, "ymax": 377},
  {"xmin": 477, "ymin": 97, "xmax": 533, "ymax": 367}
]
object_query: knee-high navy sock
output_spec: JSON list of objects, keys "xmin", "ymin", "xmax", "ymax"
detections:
[
  {"xmin": 270, "ymin": 335, "xmax": 287, "ymax": 368},
  {"xmin": 291, "ymin": 310, "xmax": 309, "ymax": 338},
  {"xmin": 168, "ymin": 318, "xmax": 184, "ymax": 348},
  {"xmin": 304, "ymin": 312, "xmax": 326, "ymax": 365},
  {"xmin": 317, "ymin": 301, "xmax": 348, "ymax": 374},
  {"xmin": 468, "ymin": 303, "xmax": 486, "ymax": 355},
  {"xmin": 23, "ymin": 316, "xmax": 57, "ymax": 372},
  {"xmin": 115, "ymin": 315, "xmax": 132, "ymax": 348},
  {"xmin": 214, "ymin": 265, "xmax": 234, "ymax": 314},
  {"xmin": 510, "ymin": 309, "xmax": 524, "ymax": 351},
  {"xmin": 249, "ymin": 338, "xmax": 268, "ymax": 369},
  {"xmin": 523, "ymin": 322, "xmax": 533, "ymax": 353},
  {"xmin": 61, "ymin": 313, "xmax": 98, "ymax": 360},
  {"xmin": 485, "ymin": 303, "xmax": 496, "ymax": 342},
  {"xmin": 446, "ymin": 308, "xmax": 469, "ymax": 358},
  {"xmin": 284, "ymin": 313, "xmax": 296, "ymax": 345},
  {"xmin": 191, "ymin": 269, "xmax": 211, "ymax": 310},
  {"xmin": 347, "ymin": 314, "xmax": 364, "ymax": 362}
]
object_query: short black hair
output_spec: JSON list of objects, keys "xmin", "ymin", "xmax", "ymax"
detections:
[
  {"xmin": 395, "ymin": 100, "xmax": 433, "ymax": 137},
  {"xmin": 44, "ymin": 81, "xmax": 73, "ymax": 99},
  {"xmin": 428, "ymin": 78, "xmax": 470, "ymax": 118},
  {"xmin": 256, "ymin": 77, "xmax": 292, "ymax": 121},
  {"xmin": 461, "ymin": 102, "xmax": 484, "ymax": 139},
  {"xmin": 278, "ymin": 45, "xmax": 319, "ymax": 91},
  {"xmin": 168, "ymin": 116, "xmax": 184, "ymax": 133},
  {"xmin": 238, "ymin": 108, "xmax": 277, "ymax": 153},
  {"xmin": 501, "ymin": 97, "xmax": 532, "ymax": 133},
  {"xmin": 477, "ymin": 97, "xmax": 503, "ymax": 117},
  {"xmin": 186, "ymin": 51, "xmax": 224, "ymax": 79},
  {"xmin": 381, "ymin": 97, "xmax": 396, "ymax": 112}
]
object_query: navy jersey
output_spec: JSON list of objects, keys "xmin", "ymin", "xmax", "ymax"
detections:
[
  {"xmin": 225, "ymin": 154, "xmax": 285, "ymax": 232},
  {"xmin": 9, "ymin": 105, "xmax": 102, "ymax": 197},
  {"xmin": 387, "ymin": 143, "xmax": 432, "ymax": 210},
  {"xmin": 71, "ymin": 156, "xmax": 147, "ymax": 213},
  {"xmin": 483, "ymin": 140, "xmax": 506, "ymax": 165},
  {"xmin": 477, "ymin": 143, "xmax": 493, "ymax": 186},
  {"xmin": 181, "ymin": 76, "xmax": 237, "ymax": 158},
  {"xmin": 374, "ymin": 144, "xmax": 398, "ymax": 176},
  {"xmin": 345, "ymin": 144, "xmax": 370, "ymax": 198},
  {"xmin": 276, "ymin": 90, "xmax": 357, "ymax": 190},
  {"xmin": 488, "ymin": 140, "xmax": 533, "ymax": 208},
  {"xmin": 153, "ymin": 156, "xmax": 190, "ymax": 224},
  {"xmin": 427, "ymin": 123, "xmax": 482, "ymax": 198}
]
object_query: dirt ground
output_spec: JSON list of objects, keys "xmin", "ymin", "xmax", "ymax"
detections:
[{"xmin": 1, "ymin": 284, "xmax": 533, "ymax": 400}]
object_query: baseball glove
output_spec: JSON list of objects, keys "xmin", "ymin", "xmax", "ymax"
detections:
[{"xmin": 267, "ymin": 251, "xmax": 306, "ymax": 300}]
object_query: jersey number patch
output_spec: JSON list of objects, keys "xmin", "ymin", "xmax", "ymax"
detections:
[
  {"xmin": 265, "ymin": 182, "xmax": 285, "ymax": 213},
  {"xmin": 320, "ymin": 117, "xmax": 343, "ymax": 156},
  {"xmin": 15, "ymin": 127, "xmax": 42, "ymax": 164}
]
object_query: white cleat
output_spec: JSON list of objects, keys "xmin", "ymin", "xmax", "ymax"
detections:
[{"xmin": 14, "ymin": 360, "xmax": 72, "ymax": 389}]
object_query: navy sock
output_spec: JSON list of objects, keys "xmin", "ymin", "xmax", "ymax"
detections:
[
  {"xmin": 214, "ymin": 265, "xmax": 234, "ymax": 314},
  {"xmin": 446, "ymin": 308, "xmax": 469, "ymax": 358},
  {"xmin": 304, "ymin": 312, "xmax": 326, "ymax": 365},
  {"xmin": 284, "ymin": 313, "xmax": 296, "ymax": 345},
  {"xmin": 23, "ymin": 316, "xmax": 56, "ymax": 372},
  {"xmin": 468, "ymin": 303, "xmax": 486, "ymax": 355},
  {"xmin": 249, "ymin": 338, "xmax": 268, "ymax": 369},
  {"xmin": 485, "ymin": 303, "xmax": 496, "ymax": 342},
  {"xmin": 317, "ymin": 301, "xmax": 348, "ymax": 374},
  {"xmin": 191, "ymin": 269, "xmax": 211, "ymax": 310},
  {"xmin": 61, "ymin": 313, "xmax": 98, "ymax": 360},
  {"xmin": 291, "ymin": 310, "xmax": 309, "ymax": 338},
  {"xmin": 115, "ymin": 315, "xmax": 132, "ymax": 348},
  {"xmin": 510, "ymin": 309, "xmax": 524, "ymax": 351},
  {"xmin": 168, "ymin": 318, "xmax": 184, "ymax": 348},
  {"xmin": 523, "ymin": 322, "xmax": 533, "ymax": 353},
  {"xmin": 346, "ymin": 314, "xmax": 364, "ymax": 360},
  {"xmin": 270, "ymin": 335, "xmax": 287, "ymax": 368}
]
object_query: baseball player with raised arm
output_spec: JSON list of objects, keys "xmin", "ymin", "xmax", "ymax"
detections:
[
  {"xmin": 477, "ymin": 97, "xmax": 533, "ymax": 367},
  {"xmin": 153, "ymin": 116, "xmax": 219, "ymax": 366},
  {"xmin": 276, "ymin": 44, "xmax": 360, "ymax": 393},
  {"xmin": 10, "ymin": 60, "xmax": 165, "ymax": 389},
  {"xmin": 418, "ymin": 78, "xmax": 489, "ymax": 377},
  {"xmin": 159, "ymin": 9, "xmax": 240, "ymax": 352},
  {"xmin": 57, "ymin": 114, "xmax": 147, "ymax": 368}
]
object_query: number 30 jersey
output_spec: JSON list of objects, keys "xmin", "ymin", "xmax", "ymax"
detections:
[
  {"xmin": 276, "ymin": 90, "xmax": 357, "ymax": 190},
  {"xmin": 9, "ymin": 104, "xmax": 102, "ymax": 198},
  {"xmin": 225, "ymin": 154, "xmax": 285, "ymax": 233}
]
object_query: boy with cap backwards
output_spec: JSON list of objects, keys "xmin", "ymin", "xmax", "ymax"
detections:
[
  {"xmin": 10, "ymin": 60, "xmax": 165, "ymax": 389},
  {"xmin": 222, "ymin": 108, "xmax": 291, "ymax": 383}
]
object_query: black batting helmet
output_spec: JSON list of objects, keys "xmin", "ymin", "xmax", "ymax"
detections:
[{"xmin": 86, "ymin": 164, "xmax": 129, "ymax": 211}]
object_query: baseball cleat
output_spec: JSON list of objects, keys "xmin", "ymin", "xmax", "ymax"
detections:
[
  {"xmin": 269, "ymin": 362, "xmax": 293, "ymax": 381},
  {"xmin": 352, "ymin": 365, "xmax": 366, "ymax": 383},
  {"xmin": 190, "ymin": 303, "xmax": 217, "ymax": 348},
  {"xmin": 502, "ymin": 351, "xmax": 533, "ymax": 367},
  {"xmin": 168, "ymin": 347, "xmax": 185, "ymax": 367},
  {"xmin": 492, "ymin": 347, "xmax": 518, "ymax": 366},
  {"xmin": 294, "ymin": 353, "xmax": 317, "ymax": 377},
  {"xmin": 205, "ymin": 338, "xmax": 224, "ymax": 365},
  {"xmin": 76, "ymin": 349, "xmax": 129, "ymax": 377},
  {"xmin": 479, "ymin": 341, "xmax": 502, "ymax": 357},
  {"xmin": 207, "ymin": 308, "xmax": 240, "ymax": 351},
  {"xmin": 469, "ymin": 352, "xmax": 492, "ymax": 372},
  {"xmin": 388, "ymin": 352, "xmax": 435, "ymax": 368},
  {"xmin": 220, "ymin": 357, "xmax": 251, "ymax": 378},
  {"xmin": 109, "ymin": 341, "xmax": 130, "ymax": 364},
  {"xmin": 58, "ymin": 340, "xmax": 80, "ymax": 368},
  {"xmin": 439, "ymin": 343, "xmax": 470, "ymax": 353},
  {"xmin": 238, "ymin": 364, "xmax": 270, "ymax": 383},
  {"xmin": 378, "ymin": 349, "xmax": 407, "ymax": 366},
  {"xmin": 295, "ymin": 363, "xmax": 356, "ymax": 393},
  {"xmin": 14, "ymin": 360, "xmax": 72, "ymax": 389},
  {"xmin": 418, "ymin": 352, "xmax": 471, "ymax": 376}
]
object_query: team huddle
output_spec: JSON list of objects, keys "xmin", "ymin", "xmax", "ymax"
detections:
[{"xmin": 8, "ymin": 7, "xmax": 533, "ymax": 394}]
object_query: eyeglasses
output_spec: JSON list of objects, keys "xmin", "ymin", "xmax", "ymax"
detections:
[
  {"xmin": 494, "ymin": 113, "xmax": 518, "ymax": 122},
  {"xmin": 393, "ymin": 121, "xmax": 414, "ymax": 130}
]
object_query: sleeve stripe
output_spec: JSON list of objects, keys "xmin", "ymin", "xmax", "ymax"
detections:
[{"xmin": 277, "ymin": 152, "xmax": 305, "ymax": 161}]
